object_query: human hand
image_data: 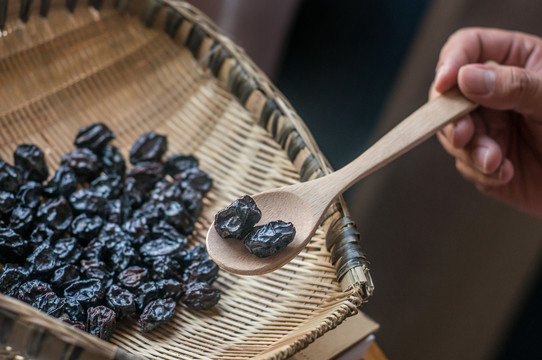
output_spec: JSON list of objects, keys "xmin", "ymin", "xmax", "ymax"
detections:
[{"xmin": 430, "ymin": 27, "xmax": 542, "ymax": 217}]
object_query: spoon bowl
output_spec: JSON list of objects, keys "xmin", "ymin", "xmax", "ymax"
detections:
[{"xmin": 207, "ymin": 88, "xmax": 478, "ymax": 275}]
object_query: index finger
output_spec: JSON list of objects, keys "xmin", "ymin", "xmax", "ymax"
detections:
[{"xmin": 434, "ymin": 27, "xmax": 541, "ymax": 93}]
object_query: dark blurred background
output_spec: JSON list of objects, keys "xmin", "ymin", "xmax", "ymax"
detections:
[{"xmin": 189, "ymin": 1, "xmax": 542, "ymax": 359}]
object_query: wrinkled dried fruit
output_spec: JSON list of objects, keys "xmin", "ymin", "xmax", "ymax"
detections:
[
  {"xmin": 74, "ymin": 123, "xmax": 115, "ymax": 152},
  {"xmin": 117, "ymin": 266, "xmax": 148, "ymax": 291},
  {"xmin": 0, "ymin": 191, "xmax": 16, "ymax": 218},
  {"xmin": 139, "ymin": 298, "xmax": 176, "ymax": 332},
  {"xmin": 16, "ymin": 181, "xmax": 43, "ymax": 209},
  {"xmin": 64, "ymin": 279, "xmax": 104, "ymax": 308},
  {"xmin": 182, "ymin": 260, "xmax": 219, "ymax": 284},
  {"xmin": 50, "ymin": 264, "xmax": 80, "ymax": 291},
  {"xmin": 182, "ymin": 282, "xmax": 220, "ymax": 311},
  {"xmin": 9, "ymin": 205, "xmax": 35, "ymax": 235},
  {"xmin": 37, "ymin": 196, "xmax": 73, "ymax": 232},
  {"xmin": 87, "ymin": 305, "xmax": 116, "ymax": 340},
  {"xmin": 0, "ymin": 227, "xmax": 27, "ymax": 262},
  {"xmin": 0, "ymin": 264, "xmax": 29, "ymax": 293},
  {"xmin": 101, "ymin": 145, "xmax": 126, "ymax": 177},
  {"xmin": 13, "ymin": 144, "xmax": 49, "ymax": 182},
  {"xmin": 244, "ymin": 220, "xmax": 296, "ymax": 258},
  {"xmin": 25, "ymin": 242, "xmax": 57, "ymax": 276},
  {"xmin": 106, "ymin": 285, "xmax": 135, "ymax": 318},
  {"xmin": 164, "ymin": 154, "xmax": 199, "ymax": 176},
  {"xmin": 61, "ymin": 148, "xmax": 101, "ymax": 181},
  {"xmin": 17, "ymin": 279, "xmax": 53, "ymax": 304},
  {"xmin": 176, "ymin": 168, "xmax": 212, "ymax": 194},
  {"xmin": 71, "ymin": 214, "xmax": 103, "ymax": 244},
  {"xmin": 44, "ymin": 166, "xmax": 78, "ymax": 197},
  {"xmin": 214, "ymin": 195, "xmax": 261, "ymax": 239},
  {"xmin": 32, "ymin": 292, "xmax": 65, "ymax": 317},
  {"xmin": 129, "ymin": 132, "xmax": 167, "ymax": 164},
  {"xmin": 0, "ymin": 160, "xmax": 23, "ymax": 194},
  {"xmin": 52, "ymin": 238, "xmax": 82, "ymax": 267},
  {"xmin": 69, "ymin": 189, "xmax": 108, "ymax": 217}
]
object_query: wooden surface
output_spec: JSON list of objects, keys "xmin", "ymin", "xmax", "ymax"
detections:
[{"xmin": 364, "ymin": 343, "xmax": 388, "ymax": 360}]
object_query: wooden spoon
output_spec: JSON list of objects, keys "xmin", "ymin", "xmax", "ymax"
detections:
[{"xmin": 206, "ymin": 88, "xmax": 477, "ymax": 275}]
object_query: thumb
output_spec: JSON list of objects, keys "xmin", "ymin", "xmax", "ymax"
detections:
[{"xmin": 458, "ymin": 63, "xmax": 542, "ymax": 116}]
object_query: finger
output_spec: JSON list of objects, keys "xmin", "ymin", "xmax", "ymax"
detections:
[
  {"xmin": 458, "ymin": 63, "xmax": 542, "ymax": 116},
  {"xmin": 434, "ymin": 27, "xmax": 542, "ymax": 93},
  {"xmin": 456, "ymin": 157, "xmax": 514, "ymax": 187}
]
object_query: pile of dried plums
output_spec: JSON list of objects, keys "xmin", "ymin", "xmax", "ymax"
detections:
[
  {"xmin": 214, "ymin": 195, "xmax": 296, "ymax": 258},
  {"xmin": 0, "ymin": 123, "xmax": 220, "ymax": 340}
]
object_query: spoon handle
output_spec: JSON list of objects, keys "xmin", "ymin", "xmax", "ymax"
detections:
[{"xmin": 327, "ymin": 88, "xmax": 478, "ymax": 196}]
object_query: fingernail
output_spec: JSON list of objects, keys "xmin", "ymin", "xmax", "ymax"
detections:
[
  {"xmin": 471, "ymin": 147, "xmax": 490, "ymax": 172},
  {"xmin": 461, "ymin": 66, "xmax": 495, "ymax": 95}
]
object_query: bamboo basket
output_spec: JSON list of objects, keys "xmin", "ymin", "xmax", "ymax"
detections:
[{"xmin": 0, "ymin": 0, "xmax": 374, "ymax": 359}]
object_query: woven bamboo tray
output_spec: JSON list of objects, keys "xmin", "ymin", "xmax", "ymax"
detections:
[{"xmin": 0, "ymin": 0, "xmax": 374, "ymax": 359}]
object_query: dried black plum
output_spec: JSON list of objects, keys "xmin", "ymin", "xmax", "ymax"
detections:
[
  {"xmin": 80, "ymin": 259, "xmax": 113, "ymax": 282},
  {"xmin": 59, "ymin": 318, "xmax": 86, "ymax": 331},
  {"xmin": 0, "ymin": 264, "xmax": 29, "ymax": 293},
  {"xmin": 71, "ymin": 214, "xmax": 103, "ymax": 244},
  {"xmin": 140, "ymin": 238, "xmax": 185, "ymax": 260},
  {"xmin": 64, "ymin": 279, "xmax": 104, "ymax": 308},
  {"xmin": 182, "ymin": 282, "xmax": 220, "ymax": 311},
  {"xmin": 134, "ymin": 282, "xmax": 161, "ymax": 312},
  {"xmin": 17, "ymin": 279, "xmax": 53, "ymax": 304},
  {"xmin": 129, "ymin": 132, "xmax": 167, "ymax": 164},
  {"xmin": 9, "ymin": 205, "xmax": 35, "ymax": 236},
  {"xmin": 106, "ymin": 285, "xmax": 135, "ymax": 318},
  {"xmin": 82, "ymin": 237, "xmax": 106, "ymax": 261},
  {"xmin": 176, "ymin": 168, "xmax": 212, "ymax": 194},
  {"xmin": 214, "ymin": 195, "xmax": 261, "ymax": 239},
  {"xmin": 156, "ymin": 279, "xmax": 182, "ymax": 300},
  {"xmin": 13, "ymin": 144, "xmax": 49, "ymax": 182},
  {"xmin": 43, "ymin": 166, "xmax": 78, "ymax": 197},
  {"xmin": 163, "ymin": 201, "xmax": 194, "ymax": 235},
  {"xmin": 105, "ymin": 199, "xmax": 124, "ymax": 224},
  {"xmin": 32, "ymin": 292, "xmax": 65, "ymax": 317},
  {"xmin": 131, "ymin": 201, "xmax": 166, "ymax": 227},
  {"xmin": 244, "ymin": 220, "xmax": 296, "ymax": 258},
  {"xmin": 16, "ymin": 181, "xmax": 42, "ymax": 210},
  {"xmin": 122, "ymin": 177, "xmax": 146, "ymax": 211},
  {"xmin": 87, "ymin": 305, "xmax": 116, "ymax": 340},
  {"xmin": 0, "ymin": 191, "xmax": 16, "ymax": 218},
  {"xmin": 90, "ymin": 175, "xmax": 122, "ymax": 199},
  {"xmin": 182, "ymin": 260, "xmax": 219, "ymax": 285},
  {"xmin": 150, "ymin": 180, "xmax": 182, "ymax": 204},
  {"xmin": 150, "ymin": 220, "xmax": 186, "ymax": 245},
  {"xmin": 117, "ymin": 266, "xmax": 148, "ymax": 291},
  {"xmin": 182, "ymin": 244, "xmax": 209, "ymax": 264},
  {"xmin": 99, "ymin": 223, "xmax": 136, "ymax": 273},
  {"xmin": 126, "ymin": 162, "xmax": 164, "ymax": 191},
  {"xmin": 148, "ymin": 256, "xmax": 178, "ymax": 280},
  {"xmin": 164, "ymin": 154, "xmax": 199, "ymax": 177},
  {"xmin": 29, "ymin": 223, "xmax": 58, "ymax": 249},
  {"xmin": 122, "ymin": 217, "xmax": 149, "ymax": 247},
  {"xmin": 69, "ymin": 189, "xmax": 108, "ymax": 217},
  {"xmin": 50, "ymin": 264, "xmax": 80, "ymax": 291},
  {"xmin": 74, "ymin": 123, "xmax": 115, "ymax": 152},
  {"xmin": 25, "ymin": 242, "xmax": 57, "ymax": 276},
  {"xmin": 0, "ymin": 160, "xmax": 23, "ymax": 194},
  {"xmin": 61, "ymin": 148, "xmax": 101, "ymax": 181},
  {"xmin": 139, "ymin": 298, "xmax": 176, "ymax": 332},
  {"xmin": 37, "ymin": 196, "xmax": 73, "ymax": 232},
  {"xmin": 52, "ymin": 237, "xmax": 82, "ymax": 267},
  {"xmin": 0, "ymin": 227, "xmax": 27, "ymax": 262},
  {"xmin": 181, "ymin": 187, "xmax": 204, "ymax": 218},
  {"xmin": 60, "ymin": 297, "xmax": 86, "ymax": 322},
  {"xmin": 101, "ymin": 145, "xmax": 126, "ymax": 177}
]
